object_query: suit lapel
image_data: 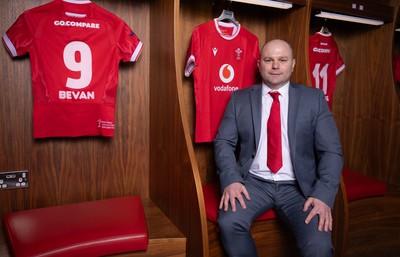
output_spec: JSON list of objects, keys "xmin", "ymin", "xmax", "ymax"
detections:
[
  {"xmin": 250, "ymin": 85, "xmax": 262, "ymax": 148},
  {"xmin": 288, "ymin": 84, "xmax": 299, "ymax": 161}
]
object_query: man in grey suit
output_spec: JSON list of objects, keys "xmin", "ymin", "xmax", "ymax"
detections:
[{"xmin": 214, "ymin": 39, "xmax": 343, "ymax": 257}]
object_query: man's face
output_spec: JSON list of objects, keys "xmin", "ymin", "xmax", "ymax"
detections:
[{"xmin": 257, "ymin": 40, "xmax": 296, "ymax": 90}]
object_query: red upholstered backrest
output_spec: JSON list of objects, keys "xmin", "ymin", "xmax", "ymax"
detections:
[
  {"xmin": 202, "ymin": 183, "xmax": 277, "ymax": 223},
  {"xmin": 342, "ymin": 167, "xmax": 387, "ymax": 202}
]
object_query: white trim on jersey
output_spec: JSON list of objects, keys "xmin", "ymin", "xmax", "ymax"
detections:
[
  {"xmin": 63, "ymin": 0, "xmax": 92, "ymax": 4},
  {"xmin": 65, "ymin": 12, "xmax": 87, "ymax": 18},
  {"xmin": 130, "ymin": 41, "xmax": 144, "ymax": 62},
  {"xmin": 184, "ymin": 55, "xmax": 195, "ymax": 77},
  {"xmin": 336, "ymin": 64, "xmax": 346, "ymax": 75},
  {"xmin": 2, "ymin": 34, "xmax": 17, "ymax": 57},
  {"xmin": 213, "ymin": 19, "xmax": 241, "ymax": 40},
  {"xmin": 317, "ymin": 31, "xmax": 332, "ymax": 37}
]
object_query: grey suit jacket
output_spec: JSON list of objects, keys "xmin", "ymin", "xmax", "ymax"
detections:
[{"xmin": 214, "ymin": 83, "xmax": 343, "ymax": 208}]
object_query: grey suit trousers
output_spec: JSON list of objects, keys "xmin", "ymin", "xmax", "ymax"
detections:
[{"xmin": 218, "ymin": 174, "xmax": 333, "ymax": 257}]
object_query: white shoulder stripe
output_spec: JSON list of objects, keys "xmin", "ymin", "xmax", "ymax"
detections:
[
  {"xmin": 130, "ymin": 41, "xmax": 143, "ymax": 62},
  {"xmin": 2, "ymin": 34, "xmax": 18, "ymax": 57},
  {"xmin": 184, "ymin": 55, "xmax": 195, "ymax": 77},
  {"xmin": 62, "ymin": 0, "xmax": 92, "ymax": 4}
]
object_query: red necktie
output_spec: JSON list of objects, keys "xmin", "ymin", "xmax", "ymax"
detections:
[{"xmin": 267, "ymin": 92, "xmax": 282, "ymax": 173}]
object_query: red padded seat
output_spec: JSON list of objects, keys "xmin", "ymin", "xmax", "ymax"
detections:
[
  {"xmin": 202, "ymin": 183, "xmax": 277, "ymax": 223},
  {"xmin": 342, "ymin": 167, "xmax": 387, "ymax": 202},
  {"xmin": 2, "ymin": 196, "xmax": 148, "ymax": 257}
]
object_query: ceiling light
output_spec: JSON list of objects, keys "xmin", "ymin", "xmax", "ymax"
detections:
[
  {"xmin": 230, "ymin": 0, "xmax": 293, "ymax": 9},
  {"xmin": 315, "ymin": 11, "xmax": 384, "ymax": 26}
]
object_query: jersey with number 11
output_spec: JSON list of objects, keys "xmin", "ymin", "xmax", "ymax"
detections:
[
  {"xmin": 2, "ymin": 0, "xmax": 143, "ymax": 138},
  {"xmin": 308, "ymin": 32, "xmax": 345, "ymax": 110}
]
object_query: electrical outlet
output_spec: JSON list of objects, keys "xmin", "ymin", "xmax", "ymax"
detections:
[{"xmin": 0, "ymin": 170, "xmax": 29, "ymax": 190}]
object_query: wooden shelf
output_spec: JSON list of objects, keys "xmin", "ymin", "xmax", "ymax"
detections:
[
  {"xmin": 312, "ymin": 0, "xmax": 394, "ymax": 22},
  {"xmin": 215, "ymin": 0, "xmax": 307, "ymax": 7}
]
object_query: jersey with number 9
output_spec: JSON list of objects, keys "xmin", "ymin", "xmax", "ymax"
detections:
[{"xmin": 2, "ymin": 0, "xmax": 143, "ymax": 138}]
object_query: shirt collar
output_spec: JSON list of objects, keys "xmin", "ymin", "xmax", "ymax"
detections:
[{"xmin": 262, "ymin": 82, "xmax": 290, "ymax": 98}]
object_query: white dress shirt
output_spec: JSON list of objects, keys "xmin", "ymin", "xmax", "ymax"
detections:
[{"xmin": 249, "ymin": 82, "xmax": 296, "ymax": 181}]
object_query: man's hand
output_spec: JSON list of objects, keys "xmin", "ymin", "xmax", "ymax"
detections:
[
  {"xmin": 219, "ymin": 182, "xmax": 250, "ymax": 212},
  {"xmin": 303, "ymin": 197, "xmax": 332, "ymax": 232}
]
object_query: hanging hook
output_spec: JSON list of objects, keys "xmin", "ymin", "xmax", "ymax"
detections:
[
  {"xmin": 213, "ymin": 0, "xmax": 233, "ymax": 9},
  {"xmin": 320, "ymin": 18, "xmax": 330, "ymax": 34}
]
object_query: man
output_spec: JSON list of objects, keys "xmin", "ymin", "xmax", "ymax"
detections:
[{"xmin": 214, "ymin": 39, "xmax": 343, "ymax": 257}]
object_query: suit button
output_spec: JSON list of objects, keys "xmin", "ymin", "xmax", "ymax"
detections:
[{"xmin": 251, "ymin": 154, "xmax": 255, "ymax": 159}]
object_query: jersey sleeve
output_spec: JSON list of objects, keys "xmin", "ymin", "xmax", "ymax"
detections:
[
  {"xmin": 184, "ymin": 27, "xmax": 199, "ymax": 77},
  {"xmin": 117, "ymin": 21, "xmax": 143, "ymax": 63},
  {"xmin": 334, "ymin": 42, "xmax": 345, "ymax": 76},
  {"xmin": 2, "ymin": 11, "xmax": 33, "ymax": 57}
]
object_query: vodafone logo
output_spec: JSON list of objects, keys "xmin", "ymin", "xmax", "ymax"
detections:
[{"xmin": 219, "ymin": 64, "xmax": 234, "ymax": 83}]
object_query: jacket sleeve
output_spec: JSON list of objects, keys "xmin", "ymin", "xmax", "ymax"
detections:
[
  {"xmin": 214, "ymin": 92, "xmax": 244, "ymax": 190},
  {"xmin": 310, "ymin": 90, "xmax": 344, "ymax": 208}
]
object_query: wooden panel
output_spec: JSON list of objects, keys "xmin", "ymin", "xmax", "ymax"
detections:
[
  {"xmin": 344, "ymin": 197, "xmax": 400, "ymax": 257},
  {"xmin": 112, "ymin": 199, "xmax": 186, "ymax": 257},
  {"xmin": 0, "ymin": 0, "xmax": 150, "ymax": 213},
  {"xmin": 149, "ymin": 1, "xmax": 206, "ymax": 257},
  {"xmin": 262, "ymin": 5, "xmax": 311, "ymax": 85},
  {"xmin": 311, "ymin": 0, "xmax": 394, "ymax": 22},
  {"xmin": 291, "ymin": 0, "xmax": 308, "ymax": 6}
]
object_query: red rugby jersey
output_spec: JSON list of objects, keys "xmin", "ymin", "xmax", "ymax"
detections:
[
  {"xmin": 309, "ymin": 32, "xmax": 345, "ymax": 110},
  {"xmin": 185, "ymin": 19, "xmax": 259, "ymax": 142},
  {"xmin": 3, "ymin": 0, "xmax": 143, "ymax": 138}
]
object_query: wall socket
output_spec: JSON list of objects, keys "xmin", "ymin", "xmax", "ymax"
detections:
[{"xmin": 0, "ymin": 170, "xmax": 29, "ymax": 190}]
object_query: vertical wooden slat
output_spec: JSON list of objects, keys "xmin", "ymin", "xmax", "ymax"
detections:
[{"xmin": 149, "ymin": 0, "xmax": 206, "ymax": 256}]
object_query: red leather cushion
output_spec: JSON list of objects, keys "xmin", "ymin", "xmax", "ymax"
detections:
[
  {"xmin": 202, "ymin": 183, "xmax": 277, "ymax": 223},
  {"xmin": 2, "ymin": 196, "xmax": 148, "ymax": 257},
  {"xmin": 342, "ymin": 167, "xmax": 387, "ymax": 202}
]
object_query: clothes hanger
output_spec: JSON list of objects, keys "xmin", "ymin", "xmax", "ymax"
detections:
[
  {"xmin": 320, "ymin": 25, "xmax": 330, "ymax": 34},
  {"xmin": 216, "ymin": 9, "xmax": 239, "ymax": 26},
  {"xmin": 319, "ymin": 18, "xmax": 330, "ymax": 34}
]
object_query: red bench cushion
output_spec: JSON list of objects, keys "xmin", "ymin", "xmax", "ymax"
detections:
[
  {"xmin": 2, "ymin": 196, "xmax": 148, "ymax": 257},
  {"xmin": 202, "ymin": 183, "xmax": 277, "ymax": 223},
  {"xmin": 342, "ymin": 167, "xmax": 387, "ymax": 202}
]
